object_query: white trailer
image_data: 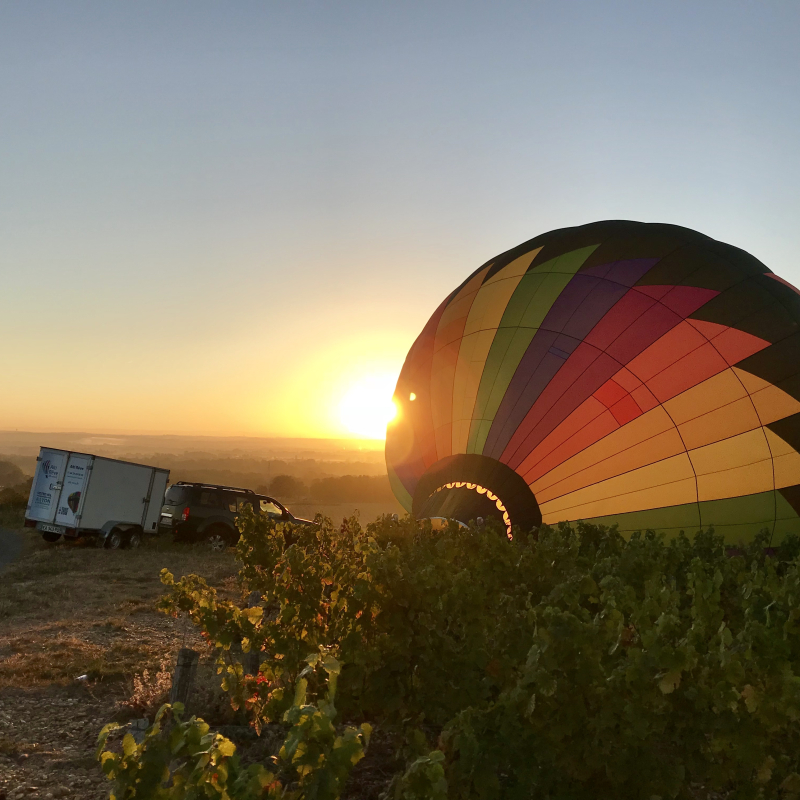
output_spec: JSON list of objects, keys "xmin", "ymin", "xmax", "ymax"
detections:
[{"xmin": 24, "ymin": 447, "xmax": 170, "ymax": 549}]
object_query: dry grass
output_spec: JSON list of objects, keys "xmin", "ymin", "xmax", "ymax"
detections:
[
  {"xmin": 120, "ymin": 656, "xmax": 173, "ymax": 717},
  {"xmin": 0, "ymin": 509, "xmax": 394, "ymax": 695},
  {"xmin": 0, "ymin": 505, "xmax": 396, "ymax": 695},
  {"xmin": 0, "ymin": 516, "xmax": 242, "ymax": 796},
  {"xmin": 0, "ymin": 525, "xmax": 238, "ymax": 689}
]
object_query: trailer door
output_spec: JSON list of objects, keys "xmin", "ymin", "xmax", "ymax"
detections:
[
  {"xmin": 27, "ymin": 448, "xmax": 69, "ymax": 523},
  {"xmin": 54, "ymin": 454, "xmax": 93, "ymax": 528},
  {"xmin": 142, "ymin": 470, "xmax": 169, "ymax": 533}
]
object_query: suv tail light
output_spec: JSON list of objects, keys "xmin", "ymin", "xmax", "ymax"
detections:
[{"xmin": 181, "ymin": 507, "xmax": 190, "ymax": 522}]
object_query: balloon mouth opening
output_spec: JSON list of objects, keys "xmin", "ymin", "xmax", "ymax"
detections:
[
  {"xmin": 411, "ymin": 454, "xmax": 542, "ymax": 540},
  {"xmin": 417, "ymin": 481, "xmax": 514, "ymax": 539}
]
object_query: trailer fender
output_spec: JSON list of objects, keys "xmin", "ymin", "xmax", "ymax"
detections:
[{"xmin": 99, "ymin": 522, "xmax": 143, "ymax": 549}]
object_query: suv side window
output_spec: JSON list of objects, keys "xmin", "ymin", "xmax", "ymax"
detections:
[
  {"xmin": 237, "ymin": 496, "xmax": 254, "ymax": 512},
  {"xmin": 259, "ymin": 498, "xmax": 283, "ymax": 518},
  {"xmin": 200, "ymin": 491, "xmax": 222, "ymax": 508},
  {"xmin": 220, "ymin": 493, "xmax": 237, "ymax": 512}
]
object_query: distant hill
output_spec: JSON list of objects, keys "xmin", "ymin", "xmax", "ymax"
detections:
[
  {"xmin": 0, "ymin": 430, "xmax": 385, "ymax": 462},
  {"xmin": 0, "ymin": 453, "xmax": 37, "ymax": 476},
  {"xmin": 0, "ymin": 459, "xmax": 26, "ymax": 488},
  {"xmin": 0, "ymin": 431, "xmax": 391, "ymax": 499}
]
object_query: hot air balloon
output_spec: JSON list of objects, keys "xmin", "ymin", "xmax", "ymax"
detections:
[{"xmin": 385, "ymin": 221, "xmax": 800, "ymax": 543}]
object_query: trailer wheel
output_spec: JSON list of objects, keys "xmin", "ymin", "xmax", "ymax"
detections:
[
  {"xmin": 105, "ymin": 529, "xmax": 124, "ymax": 550},
  {"xmin": 41, "ymin": 532, "xmax": 61, "ymax": 543},
  {"xmin": 128, "ymin": 531, "xmax": 142, "ymax": 549}
]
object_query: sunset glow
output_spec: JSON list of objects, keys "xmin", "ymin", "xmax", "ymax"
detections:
[
  {"xmin": 339, "ymin": 375, "xmax": 398, "ymax": 440},
  {"xmin": 0, "ymin": 5, "xmax": 796, "ymax": 443}
]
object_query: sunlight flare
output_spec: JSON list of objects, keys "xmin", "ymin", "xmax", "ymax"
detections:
[{"xmin": 339, "ymin": 374, "xmax": 398, "ymax": 439}]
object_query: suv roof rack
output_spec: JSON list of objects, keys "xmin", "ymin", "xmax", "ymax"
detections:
[{"xmin": 174, "ymin": 481, "xmax": 256, "ymax": 495}]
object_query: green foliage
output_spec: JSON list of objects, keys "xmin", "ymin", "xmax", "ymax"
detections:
[
  {"xmin": 441, "ymin": 527, "xmax": 800, "ymax": 799},
  {"xmin": 96, "ymin": 702, "xmax": 274, "ymax": 799},
  {"xmin": 155, "ymin": 511, "xmax": 800, "ymax": 799},
  {"xmin": 0, "ymin": 459, "xmax": 26, "ymax": 488},
  {"xmin": 96, "ymin": 655, "xmax": 369, "ymax": 800},
  {"xmin": 389, "ymin": 751, "xmax": 448, "ymax": 800},
  {"xmin": 279, "ymin": 649, "xmax": 371, "ymax": 800},
  {"xmin": 0, "ymin": 474, "xmax": 32, "ymax": 509}
]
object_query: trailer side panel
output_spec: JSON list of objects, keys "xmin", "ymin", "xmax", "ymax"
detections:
[{"xmin": 79, "ymin": 459, "xmax": 153, "ymax": 530}]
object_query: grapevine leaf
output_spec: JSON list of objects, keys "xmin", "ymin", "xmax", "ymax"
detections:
[
  {"xmin": 659, "ymin": 670, "xmax": 682, "ymax": 694},
  {"xmin": 121, "ymin": 733, "xmax": 137, "ymax": 757},
  {"xmin": 217, "ymin": 738, "xmax": 237, "ymax": 758}
]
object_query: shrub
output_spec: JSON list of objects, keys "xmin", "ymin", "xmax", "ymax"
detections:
[
  {"xmin": 0, "ymin": 477, "xmax": 32, "ymax": 509},
  {"xmin": 441, "ymin": 528, "xmax": 800, "ymax": 799},
  {"xmin": 120, "ymin": 657, "xmax": 173, "ymax": 719},
  {"xmin": 153, "ymin": 511, "xmax": 800, "ymax": 799},
  {"xmin": 97, "ymin": 702, "xmax": 273, "ymax": 799},
  {"xmin": 0, "ymin": 459, "xmax": 26, "ymax": 488},
  {"xmin": 97, "ymin": 651, "xmax": 370, "ymax": 800}
]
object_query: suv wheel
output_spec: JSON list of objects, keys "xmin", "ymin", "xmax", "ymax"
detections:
[{"xmin": 207, "ymin": 526, "xmax": 233, "ymax": 552}]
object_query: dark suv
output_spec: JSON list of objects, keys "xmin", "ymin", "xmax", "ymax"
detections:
[{"xmin": 159, "ymin": 482, "xmax": 313, "ymax": 550}]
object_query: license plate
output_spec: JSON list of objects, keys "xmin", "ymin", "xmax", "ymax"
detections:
[{"xmin": 38, "ymin": 522, "xmax": 66, "ymax": 535}]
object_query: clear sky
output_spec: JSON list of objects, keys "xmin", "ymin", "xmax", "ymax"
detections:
[{"xmin": 1, "ymin": 2, "xmax": 798, "ymax": 439}]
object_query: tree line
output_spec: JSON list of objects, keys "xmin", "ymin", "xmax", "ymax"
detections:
[{"xmin": 258, "ymin": 473, "xmax": 395, "ymax": 504}]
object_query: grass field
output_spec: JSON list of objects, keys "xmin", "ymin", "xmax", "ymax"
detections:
[{"xmin": 0, "ymin": 536, "xmax": 236, "ymax": 687}]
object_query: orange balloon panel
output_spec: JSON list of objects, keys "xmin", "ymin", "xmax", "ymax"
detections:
[{"xmin": 386, "ymin": 221, "xmax": 800, "ymax": 542}]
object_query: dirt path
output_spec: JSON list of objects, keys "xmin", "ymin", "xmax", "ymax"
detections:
[{"xmin": 0, "ymin": 685, "xmax": 117, "ymax": 799}]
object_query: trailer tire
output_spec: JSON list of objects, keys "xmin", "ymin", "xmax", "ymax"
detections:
[
  {"xmin": 128, "ymin": 531, "xmax": 142, "ymax": 549},
  {"xmin": 41, "ymin": 532, "xmax": 61, "ymax": 543},
  {"xmin": 105, "ymin": 529, "xmax": 124, "ymax": 550}
]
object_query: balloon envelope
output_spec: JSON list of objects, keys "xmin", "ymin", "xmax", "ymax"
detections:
[{"xmin": 386, "ymin": 221, "xmax": 800, "ymax": 542}]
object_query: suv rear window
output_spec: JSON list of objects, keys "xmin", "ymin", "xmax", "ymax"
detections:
[{"xmin": 164, "ymin": 485, "xmax": 190, "ymax": 506}]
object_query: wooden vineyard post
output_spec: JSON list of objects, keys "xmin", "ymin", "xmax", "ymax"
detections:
[
  {"xmin": 244, "ymin": 591, "xmax": 261, "ymax": 677},
  {"xmin": 170, "ymin": 647, "xmax": 199, "ymax": 707}
]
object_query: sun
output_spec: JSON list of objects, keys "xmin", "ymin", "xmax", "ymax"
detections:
[{"xmin": 339, "ymin": 374, "xmax": 398, "ymax": 439}]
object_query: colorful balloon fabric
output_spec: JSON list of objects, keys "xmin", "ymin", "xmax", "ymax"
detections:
[{"xmin": 386, "ymin": 221, "xmax": 800, "ymax": 542}]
